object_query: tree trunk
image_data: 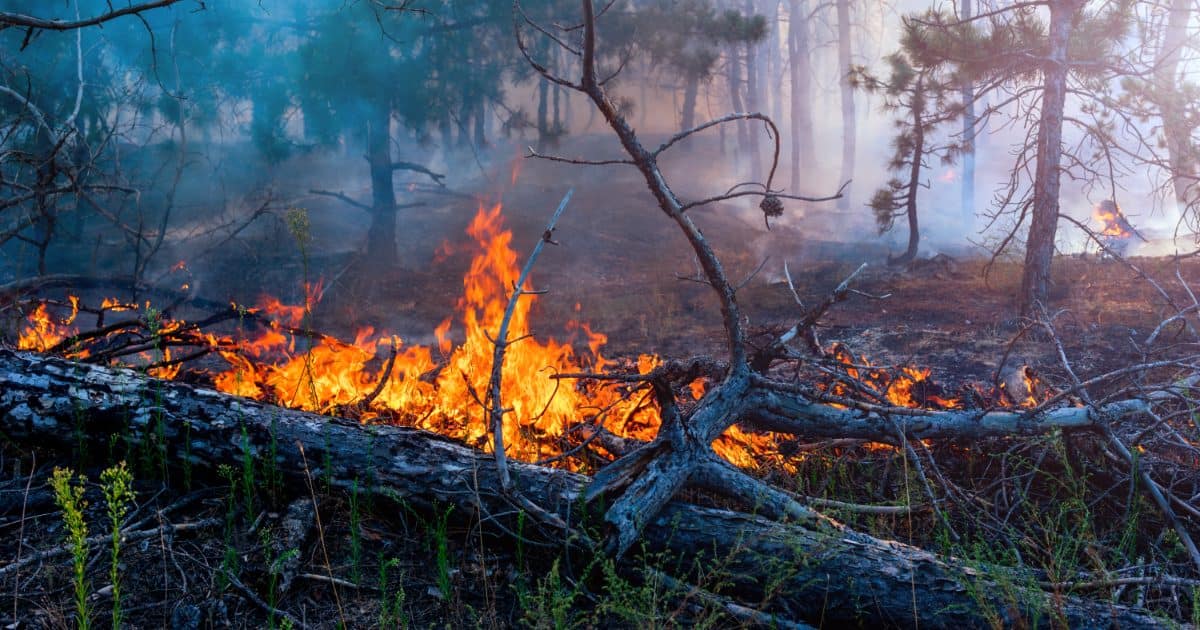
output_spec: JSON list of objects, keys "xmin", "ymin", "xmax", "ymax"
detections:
[
  {"xmin": 1019, "ymin": 0, "xmax": 1079, "ymax": 315},
  {"xmin": 0, "ymin": 349, "xmax": 1162, "ymax": 629},
  {"xmin": 835, "ymin": 0, "xmax": 855, "ymax": 211},
  {"xmin": 680, "ymin": 72, "xmax": 699, "ymax": 151},
  {"xmin": 1157, "ymin": 0, "xmax": 1196, "ymax": 214},
  {"xmin": 960, "ymin": 0, "xmax": 977, "ymax": 225},
  {"xmin": 890, "ymin": 80, "xmax": 925, "ymax": 267},
  {"xmin": 563, "ymin": 87, "xmax": 572, "ymax": 135},
  {"xmin": 744, "ymin": 0, "xmax": 763, "ymax": 180},
  {"xmin": 766, "ymin": 0, "xmax": 782, "ymax": 125},
  {"xmin": 458, "ymin": 102, "xmax": 472, "ymax": 148},
  {"xmin": 438, "ymin": 114, "xmax": 453, "ymax": 155},
  {"xmin": 537, "ymin": 77, "xmax": 550, "ymax": 150},
  {"xmin": 366, "ymin": 106, "xmax": 397, "ymax": 268},
  {"xmin": 726, "ymin": 49, "xmax": 750, "ymax": 154},
  {"xmin": 474, "ymin": 99, "xmax": 487, "ymax": 148},
  {"xmin": 788, "ymin": 0, "xmax": 815, "ymax": 191},
  {"xmin": 553, "ymin": 84, "xmax": 562, "ymax": 131}
]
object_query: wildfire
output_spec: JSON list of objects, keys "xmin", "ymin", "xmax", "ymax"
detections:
[
  {"xmin": 12, "ymin": 205, "xmax": 1050, "ymax": 472},
  {"xmin": 1093, "ymin": 200, "xmax": 1133, "ymax": 239},
  {"xmin": 17, "ymin": 298, "xmax": 80, "ymax": 352},
  {"xmin": 823, "ymin": 343, "xmax": 1046, "ymax": 409}
]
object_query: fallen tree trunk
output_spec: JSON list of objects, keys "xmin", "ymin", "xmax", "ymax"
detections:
[
  {"xmin": 744, "ymin": 384, "xmax": 1150, "ymax": 441},
  {"xmin": 0, "ymin": 349, "xmax": 1161, "ymax": 628}
]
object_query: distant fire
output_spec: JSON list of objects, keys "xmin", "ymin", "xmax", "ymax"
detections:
[
  {"xmin": 1091, "ymin": 199, "xmax": 1145, "ymax": 257},
  {"xmin": 14, "ymin": 205, "xmax": 1051, "ymax": 471},
  {"xmin": 1093, "ymin": 200, "xmax": 1133, "ymax": 239}
]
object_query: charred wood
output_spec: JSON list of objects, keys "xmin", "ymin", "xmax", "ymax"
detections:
[{"xmin": 0, "ymin": 349, "xmax": 1163, "ymax": 628}]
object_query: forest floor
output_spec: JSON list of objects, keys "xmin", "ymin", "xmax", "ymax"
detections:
[
  {"xmin": 2, "ymin": 138, "xmax": 1198, "ymax": 627},
  {"xmin": 3, "ymin": 251, "xmax": 1196, "ymax": 628}
]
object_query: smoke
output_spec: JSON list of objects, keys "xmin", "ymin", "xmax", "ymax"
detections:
[{"xmin": 2, "ymin": 0, "xmax": 1197, "ymax": 298}]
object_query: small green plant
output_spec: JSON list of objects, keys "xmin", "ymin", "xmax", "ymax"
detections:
[
  {"xmin": 1192, "ymin": 586, "xmax": 1199, "ymax": 627},
  {"xmin": 72, "ymin": 401, "xmax": 89, "ymax": 464},
  {"xmin": 217, "ymin": 464, "xmax": 240, "ymax": 589},
  {"xmin": 267, "ymin": 414, "xmax": 282, "ymax": 504},
  {"xmin": 262, "ymin": 527, "xmax": 299, "ymax": 630},
  {"xmin": 593, "ymin": 555, "xmax": 669, "ymax": 627},
  {"xmin": 182, "ymin": 418, "xmax": 193, "ymax": 490},
  {"xmin": 240, "ymin": 425, "xmax": 255, "ymax": 515},
  {"xmin": 349, "ymin": 478, "xmax": 363, "ymax": 585},
  {"xmin": 284, "ymin": 207, "xmax": 320, "ymax": 411},
  {"xmin": 50, "ymin": 467, "xmax": 91, "ymax": 630},
  {"xmin": 378, "ymin": 556, "xmax": 408, "ymax": 629},
  {"xmin": 431, "ymin": 505, "xmax": 454, "ymax": 599},
  {"xmin": 519, "ymin": 557, "xmax": 578, "ymax": 630},
  {"xmin": 100, "ymin": 462, "xmax": 134, "ymax": 629},
  {"xmin": 144, "ymin": 306, "xmax": 170, "ymax": 483}
]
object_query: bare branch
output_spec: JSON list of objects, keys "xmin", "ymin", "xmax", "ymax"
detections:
[
  {"xmin": 485, "ymin": 189, "xmax": 574, "ymax": 531},
  {"xmin": 309, "ymin": 189, "xmax": 371, "ymax": 213},
  {"xmin": 0, "ymin": 1, "xmax": 187, "ymax": 31},
  {"xmin": 526, "ymin": 146, "xmax": 632, "ymax": 166},
  {"xmin": 390, "ymin": 160, "xmax": 446, "ymax": 186}
]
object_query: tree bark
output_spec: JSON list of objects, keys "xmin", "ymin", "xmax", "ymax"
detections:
[
  {"xmin": 0, "ymin": 349, "xmax": 1162, "ymax": 629},
  {"xmin": 726, "ymin": 48, "xmax": 750, "ymax": 155},
  {"xmin": 788, "ymin": 0, "xmax": 815, "ymax": 191},
  {"xmin": 1157, "ymin": 0, "xmax": 1196, "ymax": 214},
  {"xmin": 767, "ymin": 0, "xmax": 783, "ymax": 126},
  {"xmin": 366, "ymin": 105, "xmax": 398, "ymax": 268},
  {"xmin": 744, "ymin": 0, "xmax": 763, "ymax": 180},
  {"xmin": 959, "ymin": 0, "xmax": 976, "ymax": 225},
  {"xmin": 891, "ymin": 79, "xmax": 925, "ymax": 266},
  {"xmin": 835, "ymin": 0, "xmax": 855, "ymax": 211},
  {"xmin": 1019, "ymin": 0, "xmax": 1080, "ymax": 315},
  {"xmin": 474, "ymin": 98, "xmax": 487, "ymax": 148},
  {"xmin": 680, "ymin": 72, "xmax": 699, "ymax": 142},
  {"xmin": 537, "ymin": 77, "xmax": 550, "ymax": 150}
]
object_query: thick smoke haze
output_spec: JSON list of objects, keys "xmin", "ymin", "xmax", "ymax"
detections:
[{"xmin": 1, "ymin": 0, "xmax": 1198, "ymax": 293}]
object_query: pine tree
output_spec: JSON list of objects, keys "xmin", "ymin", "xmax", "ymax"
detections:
[
  {"xmin": 854, "ymin": 48, "xmax": 962, "ymax": 266},
  {"xmin": 905, "ymin": 1, "xmax": 1133, "ymax": 313}
]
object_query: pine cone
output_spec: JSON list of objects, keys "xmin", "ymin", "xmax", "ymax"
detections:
[{"xmin": 759, "ymin": 195, "xmax": 784, "ymax": 218}]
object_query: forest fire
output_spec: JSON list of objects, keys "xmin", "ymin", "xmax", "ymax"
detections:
[
  {"xmin": 1091, "ymin": 199, "xmax": 1146, "ymax": 257},
  {"xmin": 1094, "ymin": 200, "xmax": 1133, "ymax": 238},
  {"xmin": 13, "ymin": 203, "xmax": 796, "ymax": 469},
  {"xmin": 206, "ymin": 202, "xmax": 674, "ymax": 466},
  {"xmin": 17, "ymin": 300, "xmax": 80, "ymax": 354},
  {"xmin": 10, "ymin": 204, "xmax": 1054, "ymax": 471},
  {"xmin": 12, "ymin": 236, "xmax": 1052, "ymax": 476},
  {"xmin": 822, "ymin": 343, "xmax": 1047, "ymax": 410}
]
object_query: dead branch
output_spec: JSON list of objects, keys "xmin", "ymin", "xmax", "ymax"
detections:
[
  {"xmin": 0, "ymin": 517, "xmax": 220, "ymax": 580},
  {"xmin": 1036, "ymin": 305, "xmax": 1200, "ymax": 573},
  {"xmin": 485, "ymin": 189, "xmax": 574, "ymax": 532},
  {"xmin": 0, "ymin": 1, "xmax": 186, "ymax": 31},
  {"xmin": 753, "ymin": 262, "xmax": 868, "ymax": 370},
  {"xmin": 390, "ymin": 160, "xmax": 446, "ymax": 186},
  {"xmin": 309, "ymin": 188, "xmax": 371, "ymax": 212}
]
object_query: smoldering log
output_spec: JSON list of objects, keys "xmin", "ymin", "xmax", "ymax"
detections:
[{"xmin": 0, "ymin": 349, "xmax": 1161, "ymax": 628}]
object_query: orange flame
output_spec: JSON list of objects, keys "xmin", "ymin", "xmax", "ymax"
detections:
[
  {"xmin": 196, "ymin": 204, "xmax": 668, "ymax": 466},
  {"xmin": 17, "ymin": 205, "xmax": 1050, "ymax": 472},
  {"xmin": 1093, "ymin": 201, "xmax": 1132, "ymax": 238},
  {"xmin": 18, "ymin": 297, "xmax": 80, "ymax": 353}
]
